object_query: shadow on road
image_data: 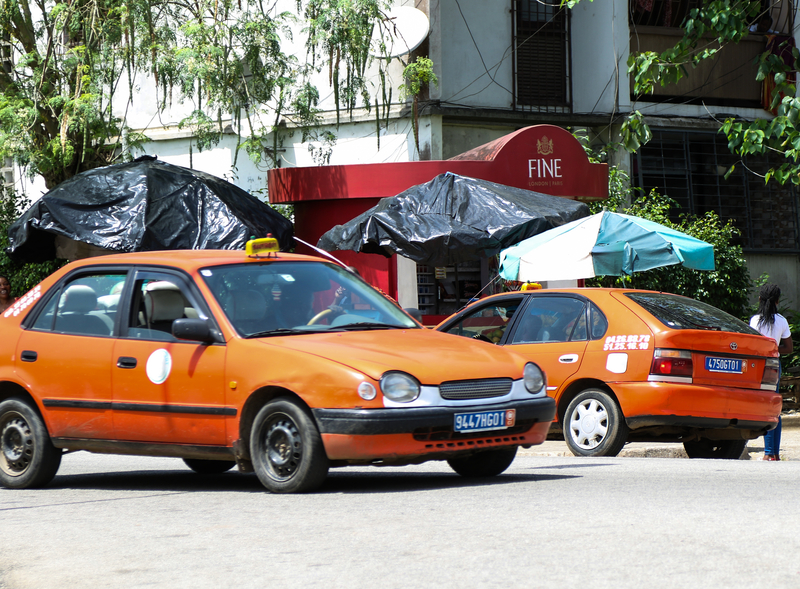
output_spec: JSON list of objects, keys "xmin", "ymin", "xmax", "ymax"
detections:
[{"xmin": 17, "ymin": 467, "xmax": 583, "ymax": 496}]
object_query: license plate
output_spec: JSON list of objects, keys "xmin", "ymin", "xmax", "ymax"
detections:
[
  {"xmin": 454, "ymin": 409, "xmax": 516, "ymax": 433},
  {"xmin": 705, "ymin": 356, "xmax": 742, "ymax": 373}
]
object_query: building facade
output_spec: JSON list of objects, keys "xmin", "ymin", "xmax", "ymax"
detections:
[{"xmin": 9, "ymin": 0, "xmax": 799, "ymax": 308}]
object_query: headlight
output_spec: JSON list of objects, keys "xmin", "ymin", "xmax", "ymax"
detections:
[
  {"xmin": 380, "ymin": 371, "xmax": 420, "ymax": 403},
  {"xmin": 523, "ymin": 362, "xmax": 545, "ymax": 393}
]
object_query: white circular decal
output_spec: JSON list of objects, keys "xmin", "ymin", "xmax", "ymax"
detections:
[{"xmin": 146, "ymin": 349, "xmax": 173, "ymax": 385}]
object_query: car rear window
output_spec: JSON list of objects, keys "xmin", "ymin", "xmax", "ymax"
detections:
[{"xmin": 625, "ymin": 292, "xmax": 759, "ymax": 334}]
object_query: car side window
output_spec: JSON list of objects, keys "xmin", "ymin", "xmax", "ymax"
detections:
[
  {"xmin": 442, "ymin": 300, "xmax": 521, "ymax": 344},
  {"xmin": 511, "ymin": 297, "xmax": 587, "ymax": 344},
  {"xmin": 32, "ymin": 273, "xmax": 126, "ymax": 337},
  {"xmin": 590, "ymin": 303, "xmax": 608, "ymax": 339},
  {"xmin": 125, "ymin": 276, "xmax": 198, "ymax": 341}
]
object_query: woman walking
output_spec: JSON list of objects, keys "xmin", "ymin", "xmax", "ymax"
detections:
[{"xmin": 750, "ymin": 284, "xmax": 793, "ymax": 460}]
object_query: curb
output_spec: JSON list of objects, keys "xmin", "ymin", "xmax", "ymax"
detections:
[{"xmin": 781, "ymin": 413, "xmax": 800, "ymax": 428}]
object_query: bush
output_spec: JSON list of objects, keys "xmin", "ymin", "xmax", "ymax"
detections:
[{"xmin": 0, "ymin": 191, "xmax": 66, "ymax": 298}]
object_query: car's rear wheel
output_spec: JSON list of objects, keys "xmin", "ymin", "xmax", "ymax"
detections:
[
  {"xmin": 182, "ymin": 458, "xmax": 236, "ymax": 474},
  {"xmin": 250, "ymin": 398, "xmax": 329, "ymax": 493},
  {"xmin": 683, "ymin": 439, "xmax": 747, "ymax": 459},
  {"xmin": 447, "ymin": 447, "xmax": 518, "ymax": 477},
  {"xmin": 0, "ymin": 398, "xmax": 62, "ymax": 489},
  {"xmin": 564, "ymin": 389, "xmax": 628, "ymax": 457}
]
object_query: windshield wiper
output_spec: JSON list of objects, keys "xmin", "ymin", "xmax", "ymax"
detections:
[
  {"xmin": 333, "ymin": 322, "xmax": 412, "ymax": 331},
  {"xmin": 245, "ymin": 327, "xmax": 328, "ymax": 338}
]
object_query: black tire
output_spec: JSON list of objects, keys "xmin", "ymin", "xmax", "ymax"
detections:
[
  {"xmin": 182, "ymin": 458, "xmax": 236, "ymax": 475},
  {"xmin": 564, "ymin": 389, "xmax": 628, "ymax": 457},
  {"xmin": 683, "ymin": 439, "xmax": 747, "ymax": 459},
  {"xmin": 0, "ymin": 398, "xmax": 62, "ymax": 489},
  {"xmin": 447, "ymin": 447, "xmax": 518, "ymax": 477},
  {"xmin": 250, "ymin": 398, "xmax": 329, "ymax": 493}
]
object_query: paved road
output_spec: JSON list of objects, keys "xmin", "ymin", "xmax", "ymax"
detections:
[{"xmin": 2, "ymin": 451, "xmax": 799, "ymax": 589}]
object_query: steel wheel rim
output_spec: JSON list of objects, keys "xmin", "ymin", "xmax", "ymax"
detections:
[
  {"xmin": 1, "ymin": 411, "xmax": 34, "ymax": 477},
  {"xmin": 261, "ymin": 414, "xmax": 303, "ymax": 481},
  {"xmin": 568, "ymin": 399, "xmax": 609, "ymax": 450}
]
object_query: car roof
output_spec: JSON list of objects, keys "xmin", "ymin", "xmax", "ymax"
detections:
[
  {"xmin": 62, "ymin": 250, "xmax": 330, "ymax": 273},
  {"xmin": 483, "ymin": 288, "xmax": 667, "ymax": 298}
]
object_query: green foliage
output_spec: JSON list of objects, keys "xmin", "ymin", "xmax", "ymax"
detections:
[
  {"xmin": 401, "ymin": 56, "xmax": 439, "ymax": 156},
  {"xmin": 0, "ymin": 191, "xmax": 66, "ymax": 296},
  {"xmin": 1, "ymin": 0, "xmax": 400, "ymax": 188}
]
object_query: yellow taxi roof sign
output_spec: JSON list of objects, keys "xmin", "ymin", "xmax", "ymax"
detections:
[{"xmin": 246, "ymin": 236, "xmax": 280, "ymax": 257}]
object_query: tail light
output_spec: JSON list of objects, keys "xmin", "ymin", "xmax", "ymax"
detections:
[
  {"xmin": 650, "ymin": 349, "xmax": 693, "ymax": 379},
  {"xmin": 762, "ymin": 358, "xmax": 780, "ymax": 389}
]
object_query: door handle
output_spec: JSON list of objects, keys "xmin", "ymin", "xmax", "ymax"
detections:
[
  {"xmin": 21, "ymin": 350, "xmax": 37, "ymax": 362},
  {"xmin": 117, "ymin": 356, "xmax": 137, "ymax": 369},
  {"xmin": 558, "ymin": 354, "xmax": 579, "ymax": 364}
]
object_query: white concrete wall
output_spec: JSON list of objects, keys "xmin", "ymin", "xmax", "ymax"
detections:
[
  {"xmin": 571, "ymin": 0, "xmax": 630, "ymax": 114},
  {"xmin": 433, "ymin": 0, "xmax": 514, "ymax": 109}
]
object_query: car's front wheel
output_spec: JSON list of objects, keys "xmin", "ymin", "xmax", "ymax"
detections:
[
  {"xmin": 564, "ymin": 389, "xmax": 628, "ymax": 457},
  {"xmin": 250, "ymin": 398, "xmax": 329, "ymax": 493},
  {"xmin": 182, "ymin": 458, "xmax": 237, "ymax": 474},
  {"xmin": 447, "ymin": 447, "xmax": 518, "ymax": 477},
  {"xmin": 0, "ymin": 397, "xmax": 62, "ymax": 489},
  {"xmin": 683, "ymin": 439, "xmax": 747, "ymax": 459}
]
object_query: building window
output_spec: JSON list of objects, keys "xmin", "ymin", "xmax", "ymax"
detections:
[
  {"xmin": 633, "ymin": 129, "xmax": 800, "ymax": 253},
  {"xmin": 513, "ymin": 0, "xmax": 570, "ymax": 111}
]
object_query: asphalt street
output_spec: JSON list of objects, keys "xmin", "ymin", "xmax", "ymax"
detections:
[{"xmin": 2, "ymin": 431, "xmax": 800, "ymax": 589}]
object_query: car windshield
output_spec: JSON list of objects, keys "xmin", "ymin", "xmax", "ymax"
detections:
[
  {"xmin": 626, "ymin": 292, "xmax": 759, "ymax": 334},
  {"xmin": 200, "ymin": 260, "xmax": 419, "ymax": 337}
]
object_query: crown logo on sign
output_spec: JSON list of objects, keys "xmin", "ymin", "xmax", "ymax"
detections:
[{"xmin": 537, "ymin": 136, "xmax": 554, "ymax": 156}]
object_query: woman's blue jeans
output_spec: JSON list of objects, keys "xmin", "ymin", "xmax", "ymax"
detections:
[
  {"xmin": 764, "ymin": 416, "xmax": 782, "ymax": 457},
  {"xmin": 764, "ymin": 365, "xmax": 782, "ymax": 457}
]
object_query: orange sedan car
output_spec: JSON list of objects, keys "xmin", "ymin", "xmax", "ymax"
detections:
[
  {"xmin": 0, "ymin": 242, "xmax": 554, "ymax": 493},
  {"xmin": 437, "ymin": 288, "xmax": 781, "ymax": 459}
]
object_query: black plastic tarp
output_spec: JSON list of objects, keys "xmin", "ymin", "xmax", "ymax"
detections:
[
  {"xmin": 318, "ymin": 172, "xmax": 591, "ymax": 267},
  {"xmin": 7, "ymin": 156, "xmax": 294, "ymax": 263}
]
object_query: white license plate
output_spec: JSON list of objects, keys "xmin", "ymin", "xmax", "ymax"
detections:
[
  {"xmin": 705, "ymin": 356, "xmax": 742, "ymax": 373},
  {"xmin": 454, "ymin": 409, "xmax": 516, "ymax": 433}
]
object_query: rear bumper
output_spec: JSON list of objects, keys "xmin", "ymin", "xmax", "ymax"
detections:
[
  {"xmin": 626, "ymin": 415, "xmax": 776, "ymax": 433},
  {"xmin": 313, "ymin": 397, "xmax": 555, "ymax": 462},
  {"xmin": 610, "ymin": 381, "xmax": 781, "ymax": 430}
]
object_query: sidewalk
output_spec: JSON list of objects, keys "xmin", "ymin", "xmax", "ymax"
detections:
[{"xmin": 520, "ymin": 412, "xmax": 800, "ymax": 460}]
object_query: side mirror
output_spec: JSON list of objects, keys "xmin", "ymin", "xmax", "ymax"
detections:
[{"xmin": 172, "ymin": 318, "xmax": 220, "ymax": 343}]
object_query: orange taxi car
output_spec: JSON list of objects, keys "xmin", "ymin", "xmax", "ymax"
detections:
[
  {"xmin": 0, "ymin": 241, "xmax": 554, "ymax": 493},
  {"xmin": 437, "ymin": 288, "xmax": 781, "ymax": 459}
]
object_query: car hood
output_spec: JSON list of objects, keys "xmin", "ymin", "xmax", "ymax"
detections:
[{"xmin": 259, "ymin": 328, "xmax": 529, "ymax": 383}]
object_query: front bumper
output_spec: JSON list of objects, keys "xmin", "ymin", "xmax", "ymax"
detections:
[{"xmin": 313, "ymin": 397, "xmax": 556, "ymax": 463}]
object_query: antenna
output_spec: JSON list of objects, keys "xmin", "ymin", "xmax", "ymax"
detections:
[{"xmin": 370, "ymin": 6, "xmax": 430, "ymax": 58}]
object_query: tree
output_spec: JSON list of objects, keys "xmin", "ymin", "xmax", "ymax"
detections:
[
  {"xmin": 0, "ymin": 0, "xmax": 394, "ymax": 190},
  {"xmin": 567, "ymin": 0, "xmax": 800, "ymax": 186}
]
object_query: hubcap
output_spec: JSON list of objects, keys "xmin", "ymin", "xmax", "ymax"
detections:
[
  {"xmin": 1, "ymin": 412, "xmax": 34, "ymax": 476},
  {"xmin": 263, "ymin": 415, "xmax": 302, "ymax": 481},
  {"xmin": 568, "ymin": 399, "xmax": 608, "ymax": 450}
]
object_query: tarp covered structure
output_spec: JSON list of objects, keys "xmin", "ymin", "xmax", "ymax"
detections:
[
  {"xmin": 317, "ymin": 172, "xmax": 590, "ymax": 267},
  {"xmin": 7, "ymin": 156, "xmax": 293, "ymax": 263}
]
